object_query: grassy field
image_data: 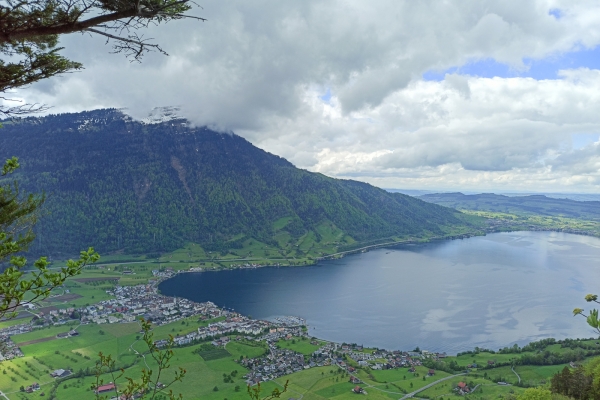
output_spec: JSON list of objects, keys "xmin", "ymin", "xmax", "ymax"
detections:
[
  {"xmin": 276, "ymin": 337, "xmax": 324, "ymax": 355},
  {"xmin": 0, "ymin": 315, "xmax": 273, "ymax": 400},
  {"xmin": 0, "ymin": 317, "xmax": 32, "ymax": 330},
  {"xmin": 453, "ymin": 351, "xmax": 523, "ymax": 367},
  {"xmin": 462, "ymin": 210, "xmax": 600, "ymax": 237},
  {"xmin": 226, "ymin": 341, "xmax": 267, "ymax": 359},
  {"xmin": 3, "ymin": 323, "xmax": 600, "ymax": 400}
]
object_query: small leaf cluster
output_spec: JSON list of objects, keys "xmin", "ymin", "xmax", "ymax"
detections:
[{"xmin": 573, "ymin": 293, "xmax": 600, "ymax": 335}]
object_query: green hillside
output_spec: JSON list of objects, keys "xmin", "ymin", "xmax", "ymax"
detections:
[
  {"xmin": 419, "ymin": 192, "xmax": 600, "ymax": 220},
  {"xmin": 0, "ymin": 109, "xmax": 482, "ymax": 257}
]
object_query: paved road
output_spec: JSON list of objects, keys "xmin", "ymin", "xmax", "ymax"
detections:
[
  {"xmin": 400, "ymin": 373, "xmax": 467, "ymax": 400},
  {"xmin": 511, "ymin": 366, "xmax": 521, "ymax": 383}
]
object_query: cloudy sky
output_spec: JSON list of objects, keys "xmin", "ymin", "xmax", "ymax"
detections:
[{"xmin": 8, "ymin": 0, "xmax": 600, "ymax": 193}]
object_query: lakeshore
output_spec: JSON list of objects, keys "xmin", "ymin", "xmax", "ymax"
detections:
[
  {"xmin": 3, "ymin": 231, "xmax": 600, "ymax": 398},
  {"xmin": 159, "ymin": 231, "xmax": 600, "ymax": 353},
  {"xmin": 1, "ymin": 272, "xmax": 599, "ymax": 400}
]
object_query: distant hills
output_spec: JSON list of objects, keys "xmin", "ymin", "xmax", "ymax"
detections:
[
  {"xmin": 419, "ymin": 192, "xmax": 600, "ymax": 220},
  {"xmin": 0, "ymin": 109, "xmax": 480, "ymax": 257}
]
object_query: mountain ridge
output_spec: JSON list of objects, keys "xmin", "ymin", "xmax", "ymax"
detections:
[
  {"xmin": 419, "ymin": 192, "xmax": 600, "ymax": 220},
  {"xmin": 0, "ymin": 109, "xmax": 481, "ymax": 257}
]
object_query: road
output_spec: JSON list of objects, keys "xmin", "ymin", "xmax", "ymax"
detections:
[
  {"xmin": 511, "ymin": 366, "xmax": 521, "ymax": 383},
  {"xmin": 399, "ymin": 373, "xmax": 467, "ymax": 400}
]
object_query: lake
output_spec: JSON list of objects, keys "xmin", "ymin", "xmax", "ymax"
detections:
[{"xmin": 158, "ymin": 231, "xmax": 600, "ymax": 354}]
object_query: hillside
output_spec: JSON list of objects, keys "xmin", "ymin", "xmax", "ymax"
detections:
[
  {"xmin": 0, "ymin": 109, "xmax": 480, "ymax": 257},
  {"xmin": 419, "ymin": 192, "xmax": 600, "ymax": 220}
]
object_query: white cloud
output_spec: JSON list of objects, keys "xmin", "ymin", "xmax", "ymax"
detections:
[{"xmin": 7, "ymin": 0, "xmax": 600, "ymax": 192}]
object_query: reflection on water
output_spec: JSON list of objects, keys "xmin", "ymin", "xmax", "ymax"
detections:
[{"xmin": 159, "ymin": 232, "xmax": 600, "ymax": 354}]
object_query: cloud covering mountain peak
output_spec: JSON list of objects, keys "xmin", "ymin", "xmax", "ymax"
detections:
[{"xmin": 5, "ymin": 0, "xmax": 600, "ymax": 192}]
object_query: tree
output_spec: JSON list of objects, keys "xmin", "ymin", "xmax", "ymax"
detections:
[
  {"xmin": 0, "ymin": 156, "xmax": 99, "ymax": 319},
  {"xmin": 0, "ymin": 0, "xmax": 205, "ymax": 114},
  {"xmin": 0, "ymin": 0, "xmax": 206, "ymax": 318},
  {"xmin": 516, "ymin": 388, "xmax": 552, "ymax": 400}
]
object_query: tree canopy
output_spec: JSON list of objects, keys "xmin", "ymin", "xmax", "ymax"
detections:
[
  {"xmin": 1, "ymin": 0, "xmax": 203, "ymax": 317},
  {"xmin": 0, "ymin": 0, "xmax": 204, "ymax": 114}
]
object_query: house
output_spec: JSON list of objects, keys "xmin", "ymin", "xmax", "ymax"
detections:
[
  {"xmin": 353, "ymin": 386, "xmax": 363, "ymax": 394},
  {"xmin": 95, "ymin": 382, "xmax": 116, "ymax": 394},
  {"xmin": 349, "ymin": 376, "xmax": 360, "ymax": 384},
  {"xmin": 428, "ymin": 369, "xmax": 435, "ymax": 376},
  {"xmin": 25, "ymin": 382, "xmax": 40, "ymax": 393},
  {"xmin": 487, "ymin": 360, "xmax": 495, "ymax": 366},
  {"xmin": 50, "ymin": 369, "xmax": 71, "ymax": 378},
  {"xmin": 457, "ymin": 382, "xmax": 470, "ymax": 394}
]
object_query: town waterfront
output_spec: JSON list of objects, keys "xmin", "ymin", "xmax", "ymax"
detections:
[{"xmin": 159, "ymin": 231, "xmax": 600, "ymax": 354}]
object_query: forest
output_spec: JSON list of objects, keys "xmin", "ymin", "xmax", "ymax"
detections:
[{"xmin": 0, "ymin": 109, "xmax": 481, "ymax": 257}]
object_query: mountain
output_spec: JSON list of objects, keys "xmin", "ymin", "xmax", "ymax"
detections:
[
  {"xmin": 419, "ymin": 192, "xmax": 600, "ymax": 220},
  {"xmin": 0, "ymin": 109, "xmax": 480, "ymax": 257}
]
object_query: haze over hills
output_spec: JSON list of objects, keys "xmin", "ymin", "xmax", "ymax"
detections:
[
  {"xmin": 419, "ymin": 192, "xmax": 600, "ymax": 220},
  {"xmin": 0, "ymin": 109, "xmax": 481, "ymax": 257}
]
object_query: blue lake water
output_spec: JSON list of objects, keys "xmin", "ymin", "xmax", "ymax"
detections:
[{"xmin": 158, "ymin": 231, "xmax": 600, "ymax": 354}]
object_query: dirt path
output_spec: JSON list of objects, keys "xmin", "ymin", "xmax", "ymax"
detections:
[{"xmin": 17, "ymin": 336, "xmax": 57, "ymax": 346}]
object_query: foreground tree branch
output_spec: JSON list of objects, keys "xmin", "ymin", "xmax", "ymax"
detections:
[{"xmin": 0, "ymin": 0, "xmax": 204, "ymax": 114}]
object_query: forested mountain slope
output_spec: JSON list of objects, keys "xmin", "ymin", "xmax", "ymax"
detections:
[{"xmin": 0, "ymin": 109, "xmax": 479, "ymax": 256}]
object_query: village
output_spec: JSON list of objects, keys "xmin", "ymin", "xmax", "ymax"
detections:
[{"xmin": 0, "ymin": 269, "xmax": 486, "ymax": 397}]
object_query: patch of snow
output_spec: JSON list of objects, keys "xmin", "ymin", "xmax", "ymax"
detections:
[{"xmin": 139, "ymin": 106, "xmax": 186, "ymax": 125}]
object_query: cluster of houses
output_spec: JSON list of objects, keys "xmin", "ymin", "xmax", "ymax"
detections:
[
  {"xmin": 23, "ymin": 382, "xmax": 41, "ymax": 393},
  {"xmin": 242, "ymin": 345, "xmax": 306, "ymax": 384},
  {"xmin": 456, "ymin": 381, "xmax": 471, "ymax": 395},
  {"xmin": 154, "ymin": 315, "xmax": 272, "ymax": 348},
  {"xmin": 239, "ymin": 320, "xmax": 315, "ymax": 384},
  {"xmin": 333, "ymin": 344, "xmax": 435, "ymax": 371},
  {"xmin": 0, "ymin": 331, "xmax": 23, "ymax": 360}
]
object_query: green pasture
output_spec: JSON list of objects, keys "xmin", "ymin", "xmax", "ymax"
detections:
[
  {"xmin": 0, "ymin": 317, "xmax": 32, "ymax": 330},
  {"xmin": 11, "ymin": 324, "xmax": 79, "ymax": 344},
  {"xmin": 515, "ymin": 364, "xmax": 569, "ymax": 386},
  {"xmin": 368, "ymin": 366, "xmax": 451, "ymax": 385},
  {"xmin": 452, "ymin": 351, "xmax": 522, "ymax": 367},
  {"xmin": 277, "ymin": 337, "xmax": 323, "ymax": 355},
  {"xmin": 470, "ymin": 383, "xmax": 527, "ymax": 398},
  {"xmin": 226, "ymin": 341, "xmax": 267, "ymax": 359},
  {"xmin": 3, "ymin": 324, "xmax": 267, "ymax": 399},
  {"xmin": 273, "ymin": 366, "xmax": 399, "ymax": 400}
]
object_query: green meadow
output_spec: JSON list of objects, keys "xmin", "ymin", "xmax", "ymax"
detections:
[
  {"xmin": 276, "ymin": 337, "xmax": 326, "ymax": 355},
  {"xmin": 0, "ymin": 316, "xmax": 269, "ymax": 400}
]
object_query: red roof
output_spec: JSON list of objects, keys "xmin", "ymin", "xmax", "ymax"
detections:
[
  {"xmin": 457, "ymin": 382, "xmax": 467, "ymax": 388},
  {"xmin": 96, "ymin": 383, "xmax": 116, "ymax": 393}
]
